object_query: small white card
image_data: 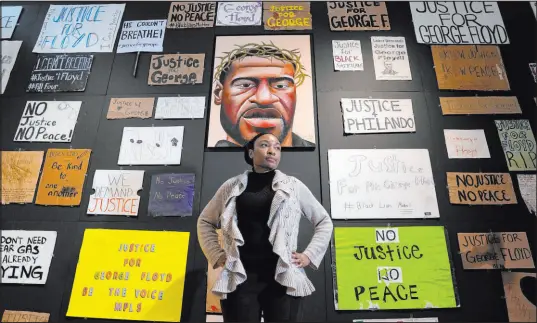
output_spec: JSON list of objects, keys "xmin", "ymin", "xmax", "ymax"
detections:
[
  {"xmin": 332, "ymin": 40, "xmax": 363, "ymax": 71},
  {"xmin": 444, "ymin": 129, "xmax": 491, "ymax": 159},
  {"xmin": 371, "ymin": 36, "xmax": 412, "ymax": 81},
  {"xmin": 154, "ymin": 97, "xmax": 206, "ymax": 119}
]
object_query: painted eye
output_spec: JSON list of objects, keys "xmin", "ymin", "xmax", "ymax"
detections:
[{"xmin": 272, "ymin": 79, "xmax": 292, "ymax": 89}]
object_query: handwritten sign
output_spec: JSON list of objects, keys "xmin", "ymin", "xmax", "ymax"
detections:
[
  {"xmin": 117, "ymin": 20, "xmax": 166, "ymax": 54},
  {"xmin": 1, "ymin": 151, "xmax": 44, "ymax": 204},
  {"xmin": 371, "ymin": 37, "xmax": 412, "ymax": 80},
  {"xmin": 35, "ymin": 149, "xmax": 91, "ymax": 206},
  {"xmin": 1, "ymin": 310, "xmax": 50, "ymax": 322},
  {"xmin": 458, "ymin": 232, "xmax": 534, "ymax": 269},
  {"xmin": 167, "ymin": 2, "xmax": 216, "ymax": 29},
  {"xmin": 443, "ymin": 129, "xmax": 490, "ymax": 158},
  {"xmin": 409, "ymin": 2, "xmax": 509, "ymax": 44},
  {"xmin": 88, "ymin": 170, "xmax": 144, "ymax": 216},
  {"xmin": 446, "ymin": 172, "xmax": 516, "ymax": 205},
  {"xmin": 14, "ymin": 101, "xmax": 81, "ymax": 143},
  {"xmin": 27, "ymin": 54, "xmax": 93, "ymax": 92},
  {"xmin": 529, "ymin": 63, "xmax": 537, "ymax": 83},
  {"xmin": 502, "ymin": 272, "xmax": 536, "ymax": 322},
  {"xmin": 66, "ymin": 229, "xmax": 189, "ymax": 322},
  {"xmin": 334, "ymin": 226, "xmax": 457, "ymax": 310},
  {"xmin": 328, "ymin": 149, "xmax": 439, "ymax": 219},
  {"xmin": 431, "ymin": 45, "xmax": 509, "ymax": 90},
  {"xmin": 1, "ymin": 40, "xmax": 22, "ymax": 94},
  {"xmin": 517, "ymin": 174, "xmax": 536, "ymax": 215},
  {"xmin": 154, "ymin": 97, "xmax": 205, "ymax": 119},
  {"xmin": 1, "ymin": 6, "xmax": 23, "ymax": 39},
  {"xmin": 216, "ymin": 2, "xmax": 262, "ymax": 26},
  {"xmin": 495, "ymin": 120, "xmax": 536, "ymax": 171},
  {"xmin": 341, "ymin": 98, "xmax": 415, "ymax": 134},
  {"xmin": 263, "ymin": 2, "xmax": 312, "ymax": 30},
  {"xmin": 148, "ymin": 54, "xmax": 204, "ymax": 85},
  {"xmin": 148, "ymin": 173, "xmax": 195, "ymax": 217},
  {"xmin": 439, "ymin": 96, "xmax": 521, "ymax": 115},
  {"xmin": 332, "ymin": 40, "xmax": 364, "ymax": 71},
  {"xmin": 327, "ymin": 1, "xmax": 390, "ymax": 31},
  {"xmin": 33, "ymin": 4, "xmax": 125, "ymax": 53},
  {"xmin": 0, "ymin": 230, "xmax": 57, "ymax": 284},
  {"xmin": 107, "ymin": 98, "xmax": 155, "ymax": 120},
  {"xmin": 118, "ymin": 127, "xmax": 184, "ymax": 165}
]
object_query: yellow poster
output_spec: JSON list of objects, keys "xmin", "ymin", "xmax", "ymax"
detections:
[
  {"xmin": 66, "ymin": 229, "xmax": 190, "ymax": 322},
  {"xmin": 1, "ymin": 151, "xmax": 44, "ymax": 204}
]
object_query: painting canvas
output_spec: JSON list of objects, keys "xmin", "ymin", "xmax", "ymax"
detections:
[{"xmin": 207, "ymin": 35, "xmax": 316, "ymax": 148}]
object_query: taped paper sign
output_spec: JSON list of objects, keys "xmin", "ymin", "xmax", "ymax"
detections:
[
  {"xmin": 263, "ymin": 2, "xmax": 312, "ymax": 30},
  {"xmin": 517, "ymin": 174, "xmax": 536, "ymax": 214},
  {"xmin": 88, "ymin": 170, "xmax": 144, "ymax": 216},
  {"xmin": 33, "ymin": 4, "xmax": 125, "ymax": 53},
  {"xmin": 443, "ymin": 129, "xmax": 490, "ymax": 158},
  {"xmin": 431, "ymin": 45, "xmax": 509, "ymax": 90},
  {"xmin": 148, "ymin": 54, "xmax": 205, "ymax": 85},
  {"xmin": 341, "ymin": 98, "xmax": 415, "ymax": 134},
  {"xmin": 1, "ymin": 40, "xmax": 22, "ymax": 94},
  {"xmin": 35, "ymin": 149, "xmax": 91, "ymax": 206},
  {"xmin": 409, "ymin": 1, "xmax": 509, "ymax": 44},
  {"xmin": 328, "ymin": 149, "xmax": 440, "ymax": 219},
  {"xmin": 1, "ymin": 310, "xmax": 50, "ymax": 322},
  {"xmin": 1, "ymin": 6, "xmax": 23, "ymax": 39},
  {"xmin": 14, "ymin": 101, "xmax": 81, "ymax": 143},
  {"xmin": 495, "ymin": 120, "xmax": 536, "ymax": 171},
  {"xmin": 529, "ymin": 63, "xmax": 537, "ymax": 83},
  {"xmin": 327, "ymin": 1, "xmax": 390, "ymax": 31},
  {"xmin": 371, "ymin": 37, "xmax": 412, "ymax": 81},
  {"xmin": 107, "ymin": 98, "xmax": 155, "ymax": 119},
  {"xmin": 439, "ymin": 96, "xmax": 521, "ymax": 115},
  {"xmin": 502, "ymin": 272, "xmax": 536, "ymax": 322},
  {"xmin": 206, "ymin": 230, "xmax": 224, "ymax": 313},
  {"xmin": 167, "ymin": 2, "xmax": 216, "ymax": 29},
  {"xmin": 117, "ymin": 20, "xmax": 166, "ymax": 53},
  {"xmin": 458, "ymin": 232, "xmax": 534, "ymax": 269},
  {"xmin": 155, "ymin": 97, "xmax": 206, "ymax": 119},
  {"xmin": 66, "ymin": 229, "xmax": 190, "ymax": 322},
  {"xmin": 353, "ymin": 319, "xmax": 438, "ymax": 323},
  {"xmin": 216, "ymin": 2, "xmax": 262, "ymax": 26},
  {"xmin": 148, "ymin": 173, "xmax": 195, "ymax": 217},
  {"xmin": 446, "ymin": 172, "xmax": 516, "ymax": 205},
  {"xmin": 118, "ymin": 126, "xmax": 184, "ymax": 165},
  {"xmin": 333, "ymin": 226, "xmax": 457, "ymax": 310},
  {"xmin": 332, "ymin": 40, "xmax": 364, "ymax": 71},
  {"xmin": 1, "ymin": 151, "xmax": 44, "ymax": 204},
  {"xmin": 0, "ymin": 230, "xmax": 57, "ymax": 284},
  {"xmin": 27, "ymin": 54, "xmax": 94, "ymax": 93}
]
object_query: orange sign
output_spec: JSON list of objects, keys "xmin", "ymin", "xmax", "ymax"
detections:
[
  {"xmin": 1, "ymin": 310, "xmax": 49, "ymax": 322},
  {"xmin": 439, "ymin": 96, "xmax": 521, "ymax": 115}
]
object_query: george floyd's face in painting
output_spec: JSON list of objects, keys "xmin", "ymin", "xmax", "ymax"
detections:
[{"xmin": 213, "ymin": 56, "xmax": 297, "ymax": 146}]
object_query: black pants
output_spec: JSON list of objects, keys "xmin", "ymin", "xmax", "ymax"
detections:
[{"xmin": 220, "ymin": 272, "xmax": 302, "ymax": 322}]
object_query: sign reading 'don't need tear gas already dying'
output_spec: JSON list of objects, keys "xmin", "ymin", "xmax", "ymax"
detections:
[{"xmin": 148, "ymin": 54, "xmax": 205, "ymax": 85}]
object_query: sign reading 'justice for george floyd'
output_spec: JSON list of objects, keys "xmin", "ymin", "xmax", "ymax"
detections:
[{"xmin": 327, "ymin": 1, "xmax": 390, "ymax": 31}]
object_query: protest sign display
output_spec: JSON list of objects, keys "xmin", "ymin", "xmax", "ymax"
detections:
[
  {"xmin": 446, "ymin": 172, "xmax": 516, "ymax": 205},
  {"xmin": 118, "ymin": 127, "xmax": 184, "ymax": 165},
  {"xmin": 1, "ymin": 40, "xmax": 22, "ymax": 94},
  {"xmin": 167, "ymin": 2, "xmax": 216, "ymax": 29},
  {"xmin": 341, "ymin": 98, "xmax": 415, "ymax": 133},
  {"xmin": 107, "ymin": 98, "xmax": 155, "ymax": 119},
  {"xmin": 409, "ymin": 1, "xmax": 509, "ymax": 45},
  {"xmin": 502, "ymin": 272, "xmax": 536, "ymax": 322},
  {"xmin": 33, "ymin": 4, "xmax": 125, "ymax": 53},
  {"xmin": 148, "ymin": 54, "xmax": 205, "ymax": 85},
  {"xmin": 263, "ymin": 2, "xmax": 312, "ymax": 30},
  {"xmin": 495, "ymin": 120, "xmax": 536, "ymax": 171},
  {"xmin": 328, "ymin": 149, "xmax": 439, "ymax": 219},
  {"xmin": 27, "ymin": 54, "xmax": 93, "ymax": 92},
  {"xmin": 333, "ymin": 226, "xmax": 457, "ymax": 310},
  {"xmin": 327, "ymin": 1, "xmax": 390, "ymax": 31},
  {"xmin": 1, "ymin": 310, "xmax": 50, "ymax": 322},
  {"xmin": 88, "ymin": 170, "xmax": 144, "ymax": 216},
  {"xmin": 117, "ymin": 20, "xmax": 166, "ymax": 53},
  {"xmin": 14, "ymin": 101, "xmax": 81, "ymax": 143},
  {"xmin": 517, "ymin": 174, "xmax": 536, "ymax": 214},
  {"xmin": 443, "ymin": 129, "xmax": 490, "ymax": 158},
  {"xmin": 439, "ymin": 96, "xmax": 521, "ymax": 115},
  {"xmin": 0, "ymin": 230, "xmax": 57, "ymax": 284},
  {"xmin": 66, "ymin": 229, "xmax": 190, "ymax": 322},
  {"xmin": 154, "ymin": 97, "xmax": 205, "ymax": 119},
  {"xmin": 1, "ymin": 151, "xmax": 44, "ymax": 204},
  {"xmin": 371, "ymin": 37, "xmax": 412, "ymax": 80},
  {"xmin": 332, "ymin": 40, "xmax": 364, "ymax": 71},
  {"xmin": 148, "ymin": 173, "xmax": 195, "ymax": 217},
  {"xmin": 216, "ymin": 2, "xmax": 262, "ymax": 26},
  {"xmin": 1, "ymin": 6, "xmax": 23, "ymax": 39}
]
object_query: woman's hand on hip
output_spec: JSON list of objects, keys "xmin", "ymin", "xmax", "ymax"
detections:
[{"xmin": 291, "ymin": 252, "xmax": 310, "ymax": 268}]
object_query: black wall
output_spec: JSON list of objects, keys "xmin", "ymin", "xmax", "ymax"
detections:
[{"xmin": 1, "ymin": 2, "xmax": 536, "ymax": 322}]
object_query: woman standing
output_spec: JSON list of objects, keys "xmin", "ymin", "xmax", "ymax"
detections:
[{"xmin": 198, "ymin": 132, "xmax": 333, "ymax": 322}]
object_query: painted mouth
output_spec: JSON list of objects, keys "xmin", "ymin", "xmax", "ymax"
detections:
[{"xmin": 242, "ymin": 108, "xmax": 283, "ymax": 129}]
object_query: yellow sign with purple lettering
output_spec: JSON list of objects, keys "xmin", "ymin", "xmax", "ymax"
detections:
[{"xmin": 66, "ymin": 229, "xmax": 190, "ymax": 322}]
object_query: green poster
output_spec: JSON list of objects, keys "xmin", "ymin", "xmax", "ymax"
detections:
[{"xmin": 333, "ymin": 226, "xmax": 458, "ymax": 310}]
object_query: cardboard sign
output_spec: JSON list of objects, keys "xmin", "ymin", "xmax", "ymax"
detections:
[
  {"xmin": 341, "ymin": 98, "xmax": 415, "ymax": 134},
  {"xmin": 35, "ymin": 149, "xmax": 91, "ymax": 206},
  {"xmin": 502, "ymin": 272, "xmax": 536, "ymax": 322},
  {"xmin": 458, "ymin": 232, "xmax": 534, "ymax": 270},
  {"xmin": 371, "ymin": 37, "xmax": 412, "ymax": 81},
  {"xmin": 327, "ymin": 1, "xmax": 390, "ymax": 31},
  {"xmin": 1, "ymin": 310, "xmax": 50, "ymax": 322},
  {"xmin": 0, "ymin": 230, "xmax": 57, "ymax": 284},
  {"xmin": 332, "ymin": 40, "xmax": 364, "ymax": 71},
  {"xmin": 1, "ymin": 6, "xmax": 23, "ymax": 39},
  {"xmin": 33, "ymin": 4, "xmax": 125, "ymax": 53},
  {"xmin": 154, "ymin": 97, "xmax": 205, "ymax": 119},
  {"xmin": 118, "ymin": 127, "xmax": 184, "ymax": 165},
  {"xmin": 1, "ymin": 40, "xmax": 22, "ymax": 94},
  {"xmin": 443, "ymin": 129, "xmax": 490, "ymax": 159},
  {"xmin": 117, "ymin": 20, "xmax": 166, "ymax": 53},
  {"xmin": 431, "ymin": 45, "xmax": 509, "ymax": 90},
  {"xmin": 167, "ymin": 2, "xmax": 216, "ymax": 29},
  {"xmin": 333, "ymin": 226, "xmax": 457, "ymax": 310},
  {"xmin": 439, "ymin": 96, "xmax": 521, "ymax": 115},
  {"xmin": 27, "ymin": 54, "xmax": 93, "ymax": 93},
  {"xmin": 148, "ymin": 173, "xmax": 195, "ymax": 217},
  {"xmin": 14, "ymin": 101, "xmax": 82, "ymax": 143},
  {"xmin": 66, "ymin": 229, "xmax": 190, "ymax": 322},
  {"xmin": 1, "ymin": 151, "xmax": 44, "ymax": 204},
  {"xmin": 216, "ymin": 2, "xmax": 262, "ymax": 26},
  {"xmin": 495, "ymin": 120, "xmax": 536, "ymax": 171},
  {"xmin": 529, "ymin": 63, "xmax": 537, "ymax": 83},
  {"xmin": 263, "ymin": 2, "xmax": 312, "ymax": 30},
  {"xmin": 447, "ymin": 172, "xmax": 516, "ymax": 205},
  {"xmin": 87, "ymin": 170, "xmax": 144, "ymax": 216},
  {"xmin": 148, "ymin": 53, "xmax": 204, "ymax": 85},
  {"xmin": 517, "ymin": 174, "xmax": 536, "ymax": 215},
  {"xmin": 107, "ymin": 98, "xmax": 155, "ymax": 119}
]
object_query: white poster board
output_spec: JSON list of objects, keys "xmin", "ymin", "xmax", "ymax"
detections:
[
  {"xmin": 443, "ymin": 129, "xmax": 491, "ymax": 159},
  {"xmin": 33, "ymin": 3, "xmax": 125, "ymax": 53},
  {"xmin": 341, "ymin": 98, "xmax": 415, "ymax": 133},
  {"xmin": 0, "ymin": 230, "xmax": 57, "ymax": 284},
  {"xmin": 371, "ymin": 36, "xmax": 412, "ymax": 80},
  {"xmin": 517, "ymin": 174, "xmax": 536, "ymax": 215},
  {"xmin": 88, "ymin": 170, "xmax": 144, "ymax": 216},
  {"xmin": 14, "ymin": 101, "xmax": 82, "ymax": 142},
  {"xmin": 155, "ymin": 96, "xmax": 206, "ymax": 119},
  {"xmin": 117, "ymin": 19, "xmax": 166, "ymax": 53},
  {"xmin": 216, "ymin": 2, "xmax": 262, "ymax": 26},
  {"xmin": 1, "ymin": 40, "xmax": 22, "ymax": 94},
  {"xmin": 332, "ymin": 40, "xmax": 364, "ymax": 71},
  {"xmin": 1, "ymin": 6, "xmax": 23, "ymax": 39},
  {"xmin": 118, "ymin": 126, "xmax": 184, "ymax": 165},
  {"xmin": 409, "ymin": 1, "xmax": 509, "ymax": 44},
  {"xmin": 328, "ymin": 149, "xmax": 440, "ymax": 219}
]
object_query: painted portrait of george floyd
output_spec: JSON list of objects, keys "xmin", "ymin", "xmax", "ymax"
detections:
[{"xmin": 207, "ymin": 35, "xmax": 316, "ymax": 148}]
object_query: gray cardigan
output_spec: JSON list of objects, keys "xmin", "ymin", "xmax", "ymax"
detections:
[{"xmin": 197, "ymin": 169, "xmax": 334, "ymax": 299}]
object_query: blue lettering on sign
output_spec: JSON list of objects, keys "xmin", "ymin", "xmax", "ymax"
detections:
[{"xmin": 52, "ymin": 5, "xmax": 105, "ymax": 23}]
